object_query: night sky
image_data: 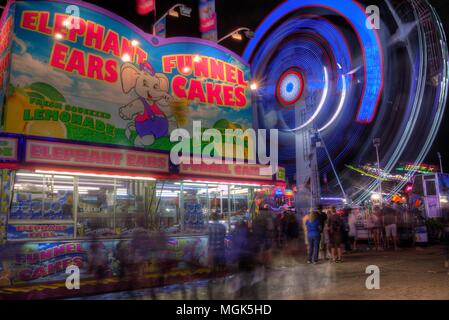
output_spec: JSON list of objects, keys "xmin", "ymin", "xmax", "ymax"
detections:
[{"xmin": 1, "ymin": 0, "xmax": 449, "ymax": 170}]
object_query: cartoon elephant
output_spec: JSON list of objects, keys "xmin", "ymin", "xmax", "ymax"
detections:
[{"xmin": 120, "ymin": 62, "xmax": 177, "ymax": 147}]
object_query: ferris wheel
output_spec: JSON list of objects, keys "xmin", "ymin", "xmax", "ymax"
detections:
[{"xmin": 243, "ymin": 0, "xmax": 449, "ymax": 209}]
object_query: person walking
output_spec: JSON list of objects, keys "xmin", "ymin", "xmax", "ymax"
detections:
[
  {"xmin": 323, "ymin": 210, "xmax": 333, "ymax": 259},
  {"xmin": 382, "ymin": 204, "xmax": 399, "ymax": 250},
  {"xmin": 232, "ymin": 221, "xmax": 250, "ymax": 270},
  {"xmin": 348, "ymin": 209, "xmax": 358, "ymax": 251},
  {"xmin": 341, "ymin": 207, "xmax": 351, "ymax": 253},
  {"xmin": 87, "ymin": 234, "xmax": 108, "ymax": 286},
  {"xmin": 148, "ymin": 230, "xmax": 169, "ymax": 299},
  {"xmin": 129, "ymin": 225, "xmax": 152, "ymax": 296},
  {"xmin": 231, "ymin": 220, "xmax": 249, "ymax": 298},
  {"xmin": 317, "ymin": 205, "xmax": 328, "ymax": 259},
  {"xmin": 250, "ymin": 195, "xmax": 265, "ymax": 222},
  {"xmin": 327, "ymin": 207, "xmax": 343, "ymax": 262},
  {"xmin": 444, "ymin": 219, "xmax": 449, "ymax": 274},
  {"xmin": 302, "ymin": 211, "xmax": 311, "ymax": 255},
  {"xmin": 207, "ymin": 213, "xmax": 226, "ymax": 299},
  {"xmin": 305, "ymin": 211, "xmax": 321, "ymax": 264},
  {"xmin": 286, "ymin": 212, "xmax": 299, "ymax": 254},
  {"xmin": 370, "ymin": 206, "xmax": 384, "ymax": 251},
  {"xmin": 253, "ymin": 208, "xmax": 275, "ymax": 269},
  {"xmin": 116, "ymin": 238, "xmax": 131, "ymax": 291}
]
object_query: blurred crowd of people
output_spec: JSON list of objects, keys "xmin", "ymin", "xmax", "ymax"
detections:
[
  {"xmin": 54, "ymin": 203, "xmax": 449, "ymax": 299},
  {"xmin": 4, "ymin": 198, "xmax": 449, "ymax": 300},
  {"xmin": 189, "ymin": 201, "xmax": 412, "ymax": 297},
  {"xmin": 86, "ymin": 229, "xmax": 165, "ymax": 298},
  {"xmin": 302, "ymin": 204, "xmax": 403, "ymax": 265}
]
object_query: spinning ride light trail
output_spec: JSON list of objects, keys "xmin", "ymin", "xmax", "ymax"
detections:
[
  {"xmin": 319, "ymin": 75, "xmax": 346, "ymax": 132},
  {"xmin": 291, "ymin": 67, "xmax": 328, "ymax": 131},
  {"xmin": 244, "ymin": 0, "xmax": 384, "ymax": 124},
  {"xmin": 244, "ymin": 0, "xmax": 449, "ymax": 206}
]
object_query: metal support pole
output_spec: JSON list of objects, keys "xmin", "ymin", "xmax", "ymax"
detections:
[
  {"xmin": 73, "ymin": 176, "xmax": 78, "ymax": 239},
  {"xmin": 319, "ymin": 132, "xmax": 348, "ymax": 203},
  {"xmin": 206, "ymin": 183, "xmax": 210, "ymax": 223},
  {"xmin": 112, "ymin": 179, "xmax": 117, "ymax": 231},
  {"xmin": 180, "ymin": 182, "xmax": 184, "ymax": 231},
  {"xmin": 310, "ymin": 134, "xmax": 321, "ymax": 209},
  {"xmin": 375, "ymin": 145, "xmax": 382, "ymax": 205},
  {"xmin": 295, "ymin": 109, "xmax": 312, "ymax": 215},
  {"xmin": 438, "ymin": 152, "xmax": 443, "ymax": 173},
  {"xmin": 373, "ymin": 138, "xmax": 382, "ymax": 206},
  {"xmin": 152, "ymin": 3, "xmax": 190, "ymax": 36},
  {"xmin": 217, "ymin": 27, "xmax": 252, "ymax": 43},
  {"xmin": 227, "ymin": 185, "xmax": 231, "ymax": 230},
  {"xmin": 220, "ymin": 190, "xmax": 223, "ymax": 215}
]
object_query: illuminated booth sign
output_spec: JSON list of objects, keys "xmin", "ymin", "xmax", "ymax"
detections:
[
  {"xmin": 180, "ymin": 162, "xmax": 274, "ymax": 181},
  {"xmin": 7, "ymin": 224, "xmax": 75, "ymax": 240},
  {"xmin": 396, "ymin": 163, "xmax": 438, "ymax": 175},
  {"xmin": 0, "ymin": 137, "xmax": 18, "ymax": 161},
  {"xmin": 25, "ymin": 139, "xmax": 169, "ymax": 173},
  {"xmin": 1, "ymin": 0, "xmax": 253, "ymax": 159}
]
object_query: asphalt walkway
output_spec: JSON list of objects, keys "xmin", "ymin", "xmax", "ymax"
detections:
[{"xmin": 70, "ymin": 245, "xmax": 449, "ymax": 300}]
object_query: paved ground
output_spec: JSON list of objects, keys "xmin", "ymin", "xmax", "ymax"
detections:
[{"xmin": 73, "ymin": 245, "xmax": 449, "ymax": 300}]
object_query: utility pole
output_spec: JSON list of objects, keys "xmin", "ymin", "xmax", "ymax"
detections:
[{"xmin": 373, "ymin": 138, "xmax": 382, "ymax": 206}]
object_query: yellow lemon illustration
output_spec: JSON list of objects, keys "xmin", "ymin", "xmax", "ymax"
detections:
[
  {"xmin": 25, "ymin": 120, "xmax": 67, "ymax": 139},
  {"xmin": 4, "ymin": 91, "xmax": 31, "ymax": 134}
]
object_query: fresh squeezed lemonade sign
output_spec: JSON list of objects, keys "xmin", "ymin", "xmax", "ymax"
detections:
[{"xmin": 4, "ymin": 1, "xmax": 253, "ymax": 159}]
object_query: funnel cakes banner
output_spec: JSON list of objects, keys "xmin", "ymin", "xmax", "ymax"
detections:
[
  {"xmin": 0, "ymin": 2, "xmax": 14, "ymax": 120},
  {"xmin": 2, "ymin": 0, "xmax": 252, "ymax": 159}
]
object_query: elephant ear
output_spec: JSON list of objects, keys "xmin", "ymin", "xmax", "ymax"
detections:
[
  {"xmin": 155, "ymin": 73, "xmax": 170, "ymax": 92},
  {"xmin": 121, "ymin": 63, "xmax": 141, "ymax": 94}
]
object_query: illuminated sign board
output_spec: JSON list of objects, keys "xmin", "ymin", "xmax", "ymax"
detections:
[
  {"xmin": 276, "ymin": 166, "xmax": 286, "ymax": 181},
  {"xmin": 179, "ymin": 162, "xmax": 273, "ymax": 181},
  {"xmin": 396, "ymin": 163, "xmax": 437, "ymax": 174},
  {"xmin": 4, "ymin": 0, "xmax": 253, "ymax": 159},
  {"xmin": 0, "ymin": 137, "xmax": 18, "ymax": 161},
  {"xmin": 7, "ymin": 224, "xmax": 74, "ymax": 240},
  {"xmin": 25, "ymin": 140, "xmax": 169, "ymax": 173}
]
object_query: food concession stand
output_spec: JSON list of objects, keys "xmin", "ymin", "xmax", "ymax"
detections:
[
  {"xmin": 0, "ymin": 0, "xmax": 285, "ymax": 293},
  {"xmin": 0, "ymin": 134, "xmax": 283, "ymax": 286}
]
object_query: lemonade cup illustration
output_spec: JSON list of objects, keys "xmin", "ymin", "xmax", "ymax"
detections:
[{"xmin": 170, "ymin": 99, "xmax": 189, "ymax": 126}]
